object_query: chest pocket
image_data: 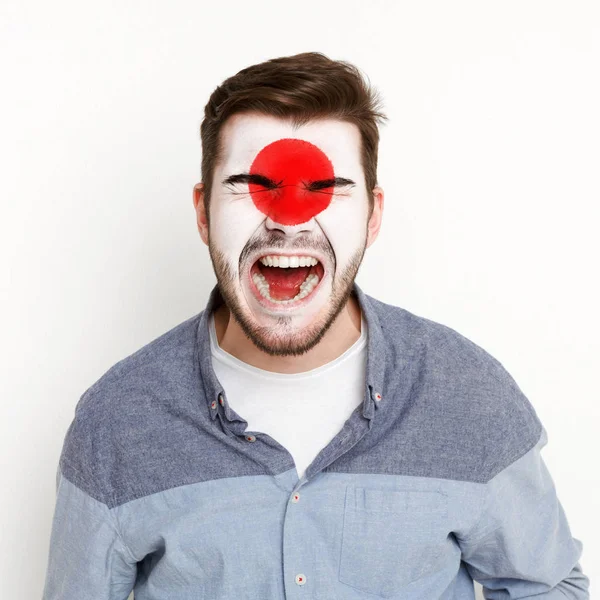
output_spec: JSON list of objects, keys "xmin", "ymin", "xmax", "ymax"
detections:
[{"xmin": 338, "ymin": 485, "xmax": 449, "ymax": 598}]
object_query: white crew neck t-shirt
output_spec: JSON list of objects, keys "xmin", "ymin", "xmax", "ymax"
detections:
[{"xmin": 209, "ymin": 312, "xmax": 367, "ymax": 480}]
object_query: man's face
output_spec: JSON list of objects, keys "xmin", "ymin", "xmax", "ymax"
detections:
[{"xmin": 203, "ymin": 112, "xmax": 377, "ymax": 356}]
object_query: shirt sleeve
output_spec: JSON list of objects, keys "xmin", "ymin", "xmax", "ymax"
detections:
[
  {"xmin": 456, "ymin": 425, "xmax": 590, "ymax": 599},
  {"xmin": 41, "ymin": 466, "xmax": 137, "ymax": 600}
]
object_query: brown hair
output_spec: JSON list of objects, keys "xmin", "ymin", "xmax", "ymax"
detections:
[{"xmin": 199, "ymin": 52, "xmax": 387, "ymax": 223}]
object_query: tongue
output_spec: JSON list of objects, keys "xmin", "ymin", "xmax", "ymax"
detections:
[{"xmin": 259, "ymin": 265, "xmax": 311, "ymax": 300}]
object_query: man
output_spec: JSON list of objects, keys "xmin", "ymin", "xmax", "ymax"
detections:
[{"xmin": 43, "ymin": 52, "xmax": 589, "ymax": 599}]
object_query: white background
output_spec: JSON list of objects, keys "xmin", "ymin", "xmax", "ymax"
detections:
[{"xmin": 1, "ymin": 1, "xmax": 598, "ymax": 597}]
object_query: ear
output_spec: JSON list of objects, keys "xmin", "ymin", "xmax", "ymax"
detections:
[
  {"xmin": 193, "ymin": 182, "xmax": 209, "ymax": 246},
  {"xmin": 366, "ymin": 185, "xmax": 384, "ymax": 249}
]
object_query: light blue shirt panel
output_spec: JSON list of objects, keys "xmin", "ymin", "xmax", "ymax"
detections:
[{"xmin": 43, "ymin": 427, "xmax": 588, "ymax": 599}]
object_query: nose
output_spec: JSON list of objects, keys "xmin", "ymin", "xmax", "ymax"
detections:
[{"xmin": 264, "ymin": 215, "xmax": 317, "ymax": 237}]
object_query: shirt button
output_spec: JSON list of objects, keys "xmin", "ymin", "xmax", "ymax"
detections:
[
  {"xmin": 210, "ymin": 400, "xmax": 217, "ymax": 410},
  {"xmin": 291, "ymin": 492, "xmax": 300, "ymax": 503},
  {"xmin": 245, "ymin": 434, "xmax": 256, "ymax": 442},
  {"xmin": 295, "ymin": 573, "xmax": 307, "ymax": 586},
  {"xmin": 218, "ymin": 393, "xmax": 224, "ymax": 406},
  {"xmin": 373, "ymin": 391, "xmax": 382, "ymax": 402}
]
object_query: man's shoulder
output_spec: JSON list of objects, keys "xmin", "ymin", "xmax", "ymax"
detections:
[
  {"xmin": 367, "ymin": 291, "xmax": 509, "ymax": 376},
  {"xmin": 366, "ymin": 292, "xmax": 543, "ymax": 481},
  {"xmin": 59, "ymin": 311, "xmax": 205, "ymax": 504},
  {"xmin": 86, "ymin": 311, "xmax": 203, "ymax": 397},
  {"xmin": 73, "ymin": 309, "xmax": 206, "ymax": 428}
]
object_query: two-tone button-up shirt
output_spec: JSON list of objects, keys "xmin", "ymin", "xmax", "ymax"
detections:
[{"xmin": 42, "ymin": 282, "xmax": 590, "ymax": 599}]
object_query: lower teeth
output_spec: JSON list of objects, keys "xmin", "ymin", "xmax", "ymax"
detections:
[{"xmin": 252, "ymin": 272, "xmax": 320, "ymax": 304}]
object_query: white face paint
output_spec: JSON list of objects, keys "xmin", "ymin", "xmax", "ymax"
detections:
[{"xmin": 207, "ymin": 111, "xmax": 371, "ymax": 355}]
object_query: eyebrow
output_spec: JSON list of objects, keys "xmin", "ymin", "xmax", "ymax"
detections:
[
  {"xmin": 306, "ymin": 177, "xmax": 355, "ymax": 191},
  {"xmin": 222, "ymin": 173, "xmax": 356, "ymax": 190}
]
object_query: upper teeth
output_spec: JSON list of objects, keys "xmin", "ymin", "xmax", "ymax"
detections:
[{"xmin": 259, "ymin": 255, "xmax": 319, "ymax": 268}]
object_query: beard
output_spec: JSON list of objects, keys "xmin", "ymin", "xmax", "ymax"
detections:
[{"xmin": 207, "ymin": 231, "xmax": 366, "ymax": 357}]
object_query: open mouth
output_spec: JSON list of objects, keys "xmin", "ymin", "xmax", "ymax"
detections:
[{"xmin": 249, "ymin": 254, "xmax": 326, "ymax": 307}]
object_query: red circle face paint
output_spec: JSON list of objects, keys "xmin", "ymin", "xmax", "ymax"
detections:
[{"xmin": 248, "ymin": 138, "xmax": 335, "ymax": 226}]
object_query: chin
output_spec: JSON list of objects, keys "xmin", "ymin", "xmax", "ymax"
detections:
[{"xmin": 215, "ymin": 275, "xmax": 338, "ymax": 357}]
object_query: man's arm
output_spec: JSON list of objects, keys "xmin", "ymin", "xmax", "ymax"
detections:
[
  {"xmin": 42, "ymin": 467, "xmax": 137, "ymax": 599},
  {"xmin": 456, "ymin": 426, "xmax": 590, "ymax": 599},
  {"xmin": 42, "ymin": 393, "xmax": 138, "ymax": 600}
]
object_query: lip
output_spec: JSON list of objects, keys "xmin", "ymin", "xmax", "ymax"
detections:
[{"xmin": 244, "ymin": 251, "xmax": 328, "ymax": 311}]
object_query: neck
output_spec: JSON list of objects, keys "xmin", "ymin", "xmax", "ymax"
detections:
[{"xmin": 213, "ymin": 294, "xmax": 363, "ymax": 374}]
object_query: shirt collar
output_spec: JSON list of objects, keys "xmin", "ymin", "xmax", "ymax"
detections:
[{"xmin": 196, "ymin": 282, "xmax": 387, "ymax": 422}]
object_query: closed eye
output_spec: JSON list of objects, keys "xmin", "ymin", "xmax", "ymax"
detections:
[{"xmin": 222, "ymin": 173, "xmax": 356, "ymax": 195}]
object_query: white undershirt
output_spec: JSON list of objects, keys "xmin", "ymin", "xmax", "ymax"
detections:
[{"xmin": 209, "ymin": 312, "xmax": 367, "ymax": 480}]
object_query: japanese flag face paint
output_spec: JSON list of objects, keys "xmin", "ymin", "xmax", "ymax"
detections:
[{"xmin": 207, "ymin": 112, "xmax": 372, "ymax": 356}]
